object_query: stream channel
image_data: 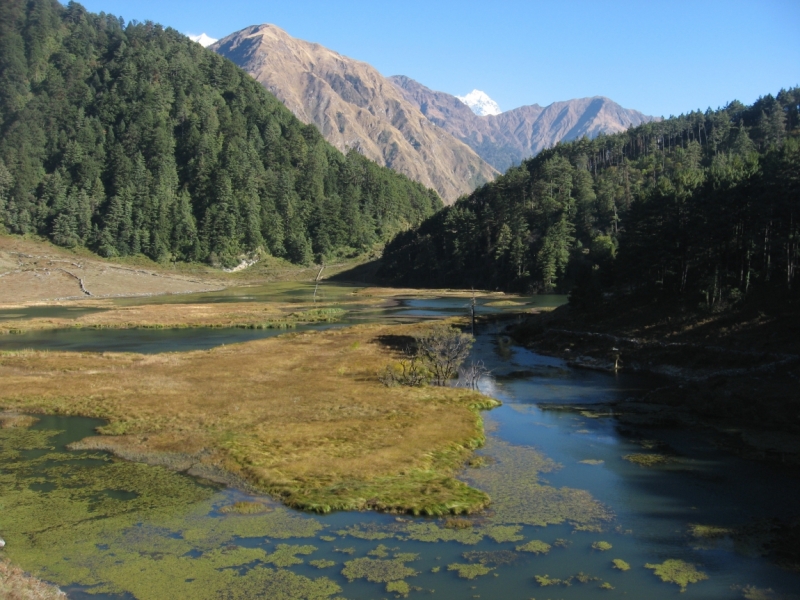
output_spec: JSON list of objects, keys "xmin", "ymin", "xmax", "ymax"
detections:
[{"xmin": 1, "ymin": 283, "xmax": 799, "ymax": 599}]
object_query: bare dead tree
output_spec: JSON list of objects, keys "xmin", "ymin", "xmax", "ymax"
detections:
[{"xmin": 457, "ymin": 360, "xmax": 490, "ymax": 390}]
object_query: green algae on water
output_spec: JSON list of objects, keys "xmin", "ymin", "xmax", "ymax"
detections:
[
  {"xmin": 0, "ymin": 423, "xmax": 337, "ymax": 600},
  {"xmin": 336, "ymin": 525, "xmax": 395, "ymax": 540},
  {"xmin": 341, "ymin": 557, "xmax": 418, "ymax": 583},
  {"xmin": 447, "ymin": 563, "xmax": 493, "ymax": 579},
  {"xmin": 464, "ymin": 439, "xmax": 612, "ymax": 529},
  {"xmin": 484, "ymin": 525, "xmax": 523, "ymax": 543},
  {"xmin": 309, "ymin": 559, "xmax": 336, "ymax": 569},
  {"xmin": 263, "ymin": 544, "xmax": 317, "ymax": 567},
  {"xmin": 612, "ymin": 559, "xmax": 631, "ymax": 571},
  {"xmin": 219, "ymin": 501, "xmax": 273, "ymax": 514},
  {"xmin": 623, "ymin": 453, "xmax": 674, "ymax": 467},
  {"xmin": 386, "ymin": 579, "xmax": 411, "ymax": 596},
  {"xmin": 367, "ymin": 544, "xmax": 391, "ymax": 558},
  {"xmin": 516, "ymin": 540, "xmax": 551, "ymax": 554},
  {"xmin": 645, "ymin": 559, "xmax": 709, "ymax": 592},
  {"xmin": 462, "ymin": 550, "xmax": 518, "ymax": 566},
  {"xmin": 591, "ymin": 541, "xmax": 612, "ymax": 551}
]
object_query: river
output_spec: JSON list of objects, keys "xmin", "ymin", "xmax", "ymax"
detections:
[{"xmin": 1, "ymin": 283, "xmax": 798, "ymax": 599}]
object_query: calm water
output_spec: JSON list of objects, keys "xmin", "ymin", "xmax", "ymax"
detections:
[{"xmin": 1, "ymin": 285, "xmax": 798, "ymax": 599}]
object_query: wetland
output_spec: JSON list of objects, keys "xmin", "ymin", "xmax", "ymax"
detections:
[{"xmin": 1, "ymin": 281, "xmax": 799, "ymax": 599}]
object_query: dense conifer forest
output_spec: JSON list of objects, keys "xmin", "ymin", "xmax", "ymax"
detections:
[
  {"xmin": 380, "ymin": 90, "xmax": 800, "ymax": 309},
  {"xmin": 0, "ymin": 0, "xmax": 441, "ymax": 266}
]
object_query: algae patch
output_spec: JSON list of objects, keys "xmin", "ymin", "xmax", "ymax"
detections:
[
  {"xmin": 516, "ymin": 540, "xmax": 551, "ymax": 554},
  {"xmin": 623, "ymin": 453, "xmax": 675, "ymax": 467},
  {"xmin": 645, "ymin": 559, "xmax": 709, "ymax": 592},
  {"xmin": 591, "ymin": 541, "xmax": 613, "ymax": 551},
  {"xmin": 447, "ymin": 563, "xmax": 493, "ymax": 579},
  {"xmin": 464, "ymin": 439, "xmax": 612, "ymax": 529},
  {"xmin": 341, "ymin": 556, "xmax": 418, "ymax": 583},
  {"xmin": 0, "ymin": 425, "xmax": 338, "ymax": 600},
  {"xmin": 612, "ymin": 559, "xmax": 631, "ymax": 571}
]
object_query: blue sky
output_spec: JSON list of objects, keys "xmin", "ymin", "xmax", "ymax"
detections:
[{"xmin": 76, "ymin": 0, "xmax": 799, "ymax": 118}]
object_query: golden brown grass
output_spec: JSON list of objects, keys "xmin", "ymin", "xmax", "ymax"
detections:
[
  {"xmin": 0, "ymin": 300, "xmax": 353, "ymax": 334},
  {"xmin": 0, "ymin": 321, "xmax": 498, "ymax": 514},
  {"xmin": 0, "ymin": 559, "xmax": 66, "ymax": 599}
]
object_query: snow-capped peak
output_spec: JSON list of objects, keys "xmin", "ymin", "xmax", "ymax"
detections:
[
  {"xmin": 456, "ymin": 89, "xmax": 501, "ymax": 116},
  {"xmin": 188, "ymin": 33, "xmax": 218, "ymax": 48}
]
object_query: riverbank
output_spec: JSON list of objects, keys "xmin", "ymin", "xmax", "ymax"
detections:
[
  {"xmin": 0, "ymin": 319, "xmax": 499, "ymax": 515},
  {"xmin": 508, "ymin": 302, "xmax": 800, "ymax": 465},
  {"xmin": 0, "ymin": 559, "xmax": 66, "ymax": 599}
]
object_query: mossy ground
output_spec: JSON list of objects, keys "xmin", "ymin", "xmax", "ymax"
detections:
[{"xmin": 0, "ymin": 320, "xmax": 499, "ymax": 515}]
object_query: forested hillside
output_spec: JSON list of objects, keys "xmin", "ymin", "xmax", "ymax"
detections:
[
  {"xmin": 381, "ymin": 90, "xmax": 800, "ymax": 308},
  {"xmin": 0, "ymin": 0, "xmax": 441, "ymax": 266}
]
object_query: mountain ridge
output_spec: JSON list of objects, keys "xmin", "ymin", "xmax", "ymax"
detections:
[
  {"xmin": 390, "ymin": 76, "xmax": 657, "ymax": 171},
  {"xmin": 211, "ymin": 24, "xmax": 498, "ymax": 204}
]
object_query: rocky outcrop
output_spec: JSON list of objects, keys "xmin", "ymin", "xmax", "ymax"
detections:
[{"xmin": 212, "ymin": 25, "xmax": 498, "ymax": 204}]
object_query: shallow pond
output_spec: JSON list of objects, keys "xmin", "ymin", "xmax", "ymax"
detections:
[{"xmin": 1, "ymin": 286, "xmax": 798, "ymax": 599}]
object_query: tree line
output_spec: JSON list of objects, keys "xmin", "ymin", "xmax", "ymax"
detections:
[
  {"xmin": 0, "ymin": 0, "xmax": 441, "ymax": 266},
  {"xmin": 380, "ymin": 88, "xmax": 800, "ymax": 310}
]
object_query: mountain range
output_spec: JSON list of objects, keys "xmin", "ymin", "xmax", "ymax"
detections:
[
  {"xmin": 391, "ymin": 77, "xmax": 656, "ymax": 172},
  {"xmin": 211, "ymin": 25, "xmax": 498, "ymax": 204},
  {"xmin": 211, "ymin": 24, "xmax": 657, "ymax": 201}
]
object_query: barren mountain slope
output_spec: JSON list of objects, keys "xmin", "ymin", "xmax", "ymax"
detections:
[
  {"xmin": 390, "ymin": 76, "xmax": 656, "ymax": 171},
  {"xmin": 212, "ymin": 25, "xmax": 497, "ymax": 204}
]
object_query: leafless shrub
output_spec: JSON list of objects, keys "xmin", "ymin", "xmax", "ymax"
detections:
[{"xmin": 457, "ymin": 360, "xmax": 490, "ymax": 389}]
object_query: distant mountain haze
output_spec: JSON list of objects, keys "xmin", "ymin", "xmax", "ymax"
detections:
[
  {"xmin": 391, "ymin": 76, "xmax": 657, "ymax": 172},
  {"xmin": 211, "ymin": 25, "xmax": 498, "ymax": 204}
]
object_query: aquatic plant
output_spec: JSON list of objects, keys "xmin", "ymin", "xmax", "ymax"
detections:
[
  {"xmin": 516, "ymin": 540, "xmax": 551, "ymax": 554},
  {"xmin": 309, "ymin": 560, "xmax": 336, "ymax": 569},
  {"xmin": 579, "ymin": 459, "xmax": 604, "ymax": 465},
  {"xmin": 688, "ymin": 524, "xmax": 734, "ymax": 539},
  {"xmin": 623, "ymin": 453, "xmax": 674, "ymax": 467},
  {"xmin": 403, "ymin": 522, "xmax": 484, "ymax": 545},
  {"xmin": 341, "ymin": 557, "xmax": 418, "ymax": 583},
  {"xmin": 0, "ymin": 413, "xmax": 39, "ymax": 429},
  {"xmin": 263, "ymin": 544, "xmax": 317, "ymax": 568},
  {"xmin": 336, "ymin": 526, "xmax": 395, "ymax": 540},
  {"xmin": 219, "ymin": 501, "xmax": 272, "ymax": 515},
  {"xmin": 645, "ymin": 559, "xmax": 709, "ymax": 592},
  {"xmin": 443, "ymin": 517, "xmax": 473, "ymax": 529},
  {"xmin": 447, "ymin": 563, "xmax": 493, "ymax": 579},
  {"xmin": 600, "ymin": 582, "xmax": 615, "ymax": 590},
  {"xmin": 367, "ymin": 545, "xmax": 391, "ymax": 558},
  {"xmin": 591, "ymin": 541, "xmax": 613, "ymax": 551},
  {"xmin": 318, "ymin": 536, "xmax": 337, "ymax": 542},
  {"xmin": 461, "ymin": 550, "xmax": 518, "ymax": 566},
  {"xmin": 612, "ymin": 559, "xmax": 631, "ymax": 571},
  {"xmin": 484, "ymin": 525, "xmax": 524, "ymax": 543},
  {"xmin": 386, "ymin": 580, "xmax": 411, "ymax": 596},
  {"xmin": 431, "ymin": 566, "xmax": 440, "ymax": 573},
  {"xmin": 465, "ymin": 439, "xmax": 612, "ymax": 529},
  {"xmin": 534, "ymin": 574, "xmax": 570, "ymax": 587}
]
